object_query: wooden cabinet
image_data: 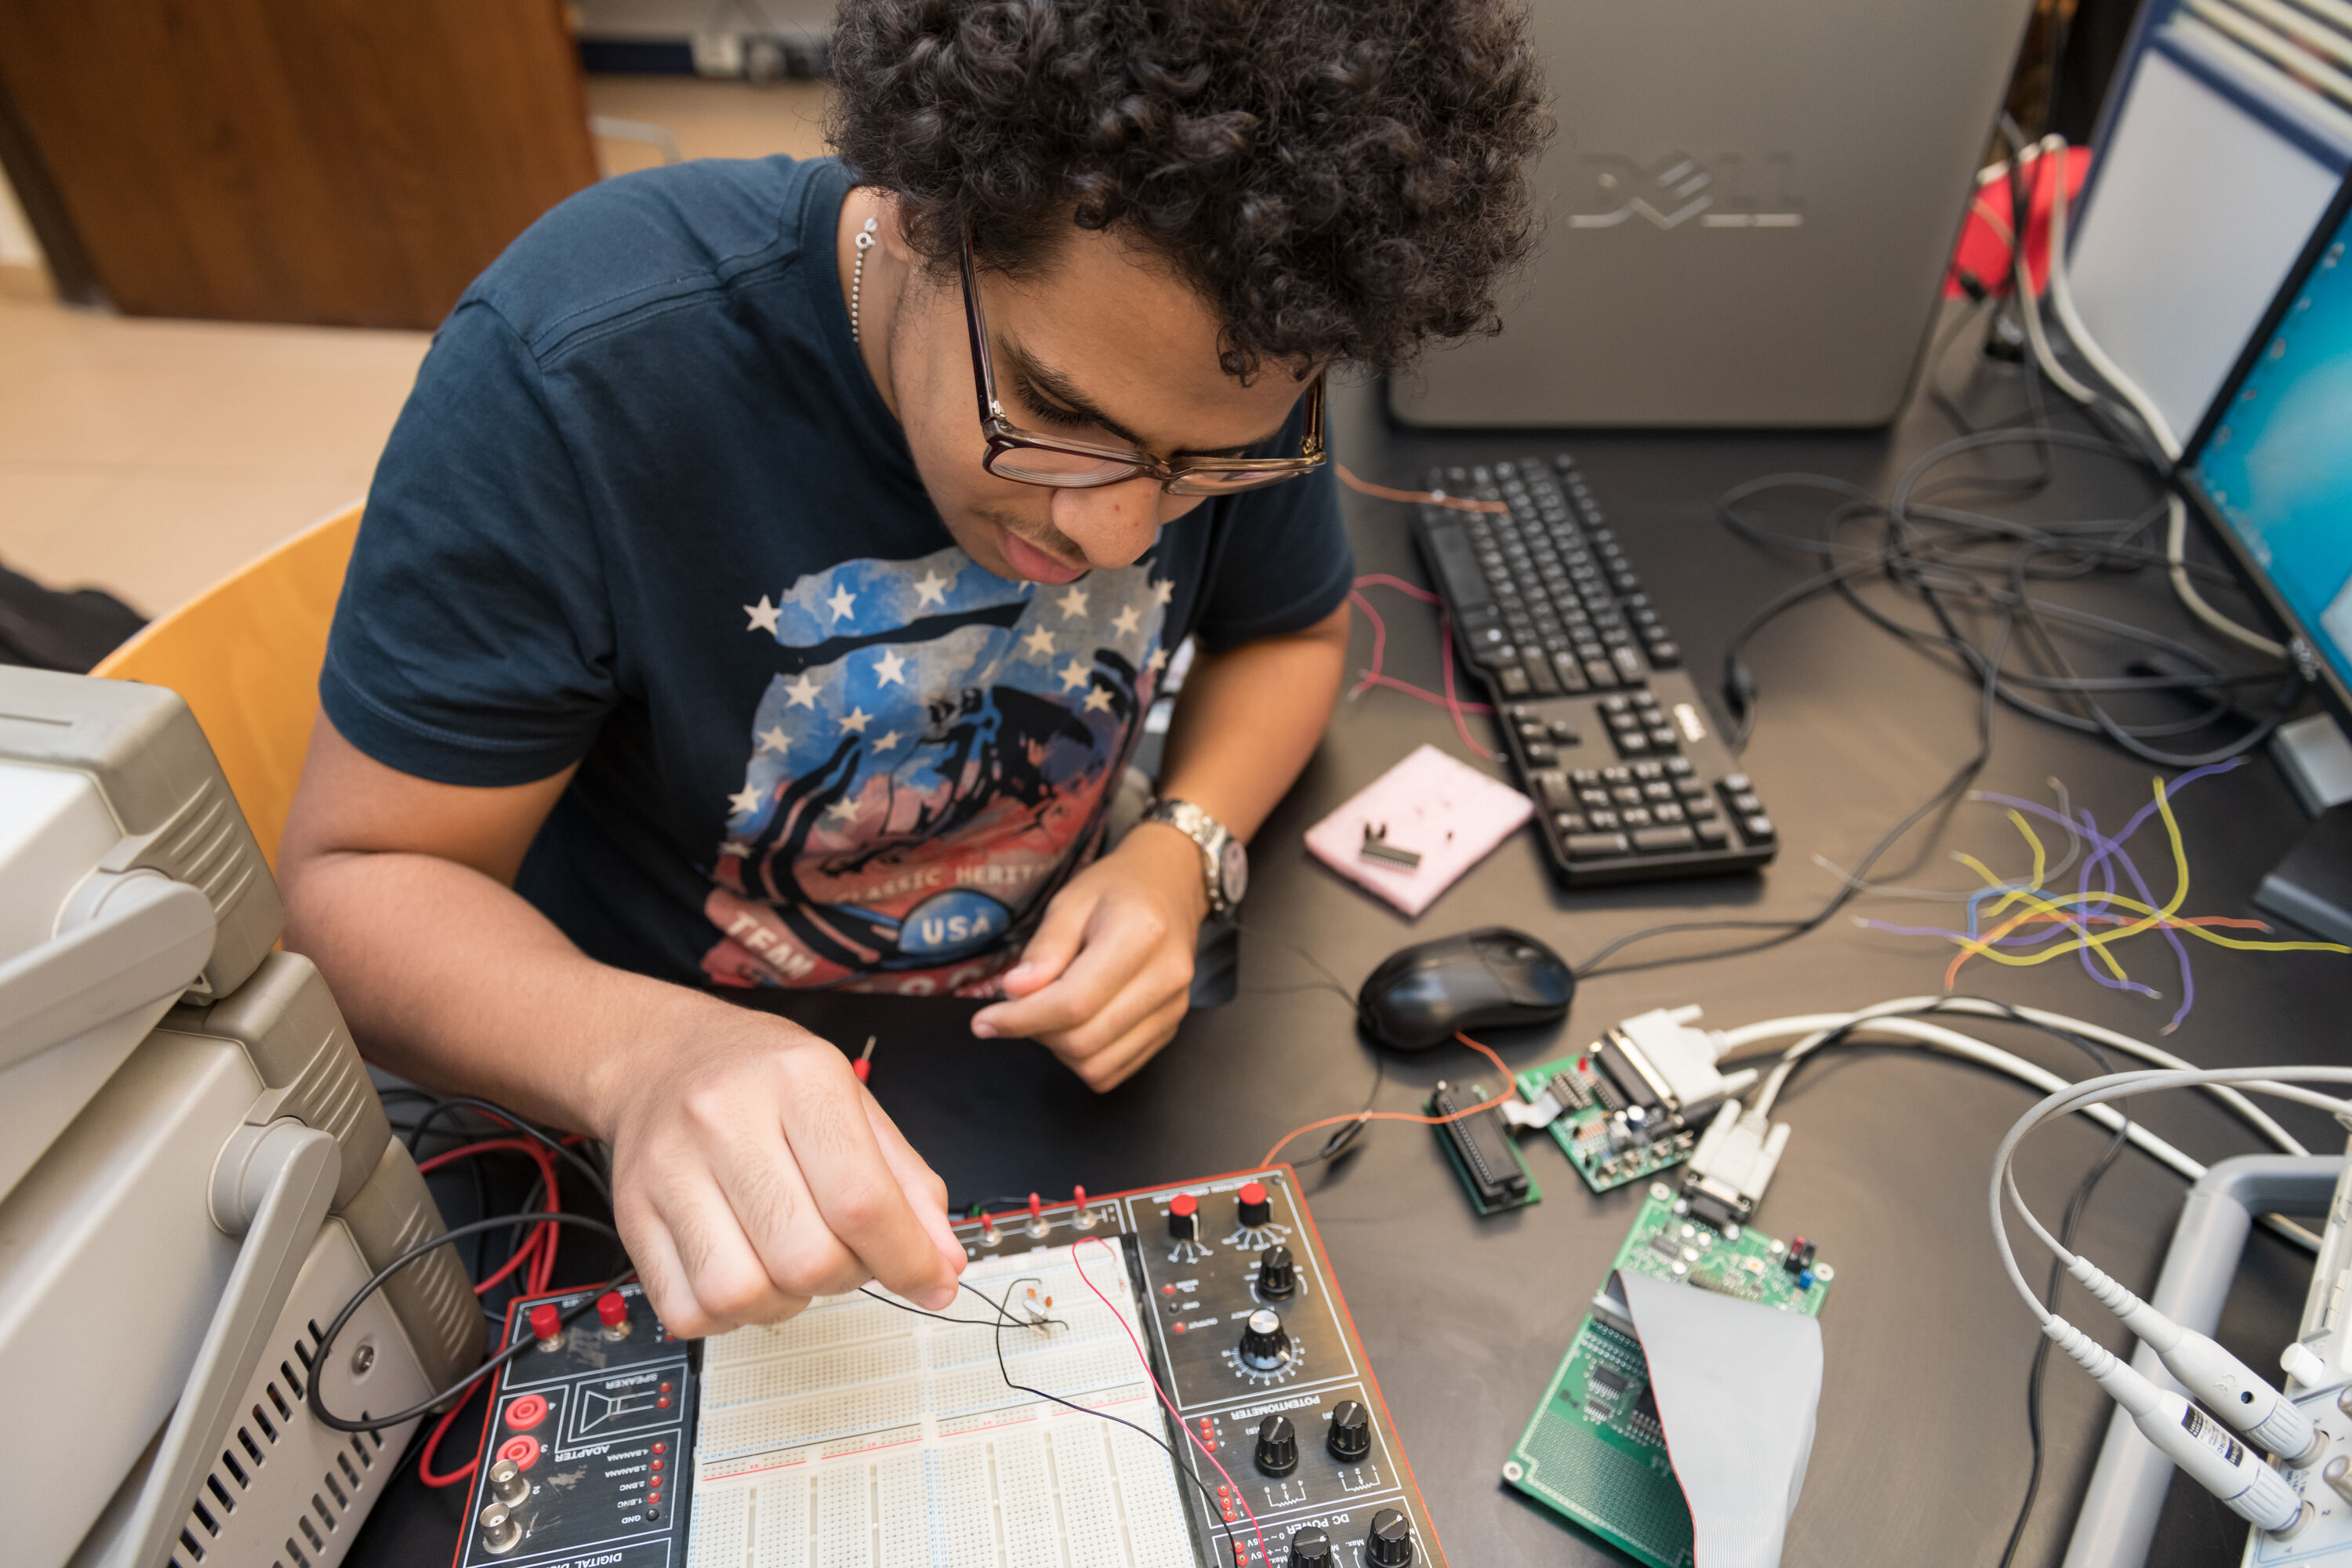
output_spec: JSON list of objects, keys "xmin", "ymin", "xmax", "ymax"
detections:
[{"xmin": 0, "ymin": 0, "xmax": 600, "ymax": 328}]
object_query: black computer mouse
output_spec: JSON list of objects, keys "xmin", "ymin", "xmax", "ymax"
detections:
[{"xmin": 1356, "ymin": 926, "xmax": 1573, "ymax": 1051}]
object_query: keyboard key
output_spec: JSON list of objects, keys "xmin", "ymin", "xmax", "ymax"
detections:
[
  {"xmin": 1614, "ymin": 731, "xmax": 1650, "ymax": 755},
  {"xmin": 1584, "ymin": 659, "xmax": 1619, "ymax": 689},
  {"xmin": 1549, "ymin": 720, "xmax": 1583, "ymax": 745},
  {"xmin": 1579, "ymin": 789, "xmax": 1611, "ymax": 810},
  {"xmin": 1664, "ymin": 756, "xmax": 1694, "ymax": 777},
  {"xmin": 1683, "ymin": 794, "xmax": 1718, "ymax": 818},
  {"xmin": 1524, "ymin": 656, "xmax": 1560, "ymax": 696},
  {"xmin": 1674, "ymin": 776, "xmax": 1709, "ymax": 799},
  {"xmin": 1498, "ymin": 666, "xmax": 1530, "ymax": 696},
  {"xmin": 1648, "ymin": 728, "xmax": 1679, "ymax": 750},
  {"xmin": 1530, "ymin": 771, "xmax": 1576, "ymax": 810},
  {"xmin": 1570, "ymin": 769, "xmax": 1601, "ymax": 787},
  {"xmin": 1611, "ymin": 786, "xmax": 1645, "ymax": 808},
  {"xmin": 1566, "ymin": 832, "xmax": 1632, "ymax": 858},
  {"xmin": 1633, "ymin": 825, "xmax": 1699, "ymax": 853},
  {"xmin": 1621, "ymin": 807, "xmax": 1655, "ymax": 828},
  {"xmin": 1722, "ymin": 773, "xmax": 1752, "ymax": 793},
  {"xmin": 1694, "ymin": 819, "xmax": 1731, "ymax": 848},
  {"xmin": 1523, "ymin": 742, "xmax": 1556, "ymax": 765},
  {"xmin": 1601, "ymin": 767, "xmax": 1634, "ymax": 784},
  {"xmin": 1552, "ymin": 653, "xmax": 1590, "ymax": 692},
  {"xmin": 1516, "ymin": 720, "xmax": 1547, "ymax": 741},
  {"xmin": 1586, "ymin": 810, "xmax": 1621, "ymax": 830},
  {"xmin": 1743, "ymin": 814, "xmax": 1776, "ymax": 844},
  {"xmin": 1598, "ymin": 694, "xmax": 1632, "ymax": 713},
  {"xmin": 1632, "ymin": 760, "xmax": 1665, "ymax": 780},
  {"xmin": 1653, "ymin": 802, "xmax": 1686, "ymax": 824},
  {"xmin": 1642, "ymin": 781, "xmax": 1676, "ymax": 802},
  {"xmin": 1552, "ymin": 812, "xmax": 1587, "ymax": 834},
  {"xmin": 1729, "ymin": 791, "xmax": 1763, "ymax": 816},
  {"xmin": 1646, "ymin": 641, "xmax": 1682, "ymax": 668}
]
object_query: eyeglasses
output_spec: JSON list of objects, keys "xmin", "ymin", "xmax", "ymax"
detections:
[{"xmin": 959, "ymin": 232, "xmax": 1326, "ymax": 496}]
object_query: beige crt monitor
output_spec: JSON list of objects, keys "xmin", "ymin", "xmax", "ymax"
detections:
[
  {"xmin": 1390, "ymin": 0, "xmax": 2040, "ymax": 428},
  {"xmin": 0, "ymin": 668, "xmax": 482, "ymax": 1568}
]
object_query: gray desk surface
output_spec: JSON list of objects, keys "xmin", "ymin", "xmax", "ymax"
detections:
[{"xmin": 350, "ymin": 325, "xmax": 2343, "ymax": 1568}]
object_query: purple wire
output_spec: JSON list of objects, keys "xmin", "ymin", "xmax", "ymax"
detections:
[{"xmin": 1853, "ymin": 761, "xmax": 2244, "ymax": 1030}]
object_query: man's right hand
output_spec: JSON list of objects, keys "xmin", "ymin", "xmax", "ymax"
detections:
[{"xmin": 590, "ymin": 1011, "xmax": 967, "ymax": 1338}]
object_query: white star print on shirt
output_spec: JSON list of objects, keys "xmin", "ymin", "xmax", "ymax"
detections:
[
  {"xmin": 745, "ymin": 594, "xmax": 781, "ymax": 633},
  {"xmin": 1022, "ymin": 626, "xmax": 1057, "ymax": 659},
  {"xmin": 826, "ymin": 583, "xmax": 858, "ymax": 622},
  {"xmin": 782, "ymin": 672, "xmax": 821, "ymax": 709},
  {"xmin": 1082, "ymin": 685, "xmax": 1116, "ymax": 714},
  {"xmin": 871, "ymin": 729, "xmax": 902, "ymax": 753},
  {"xmin": 1057, "ymin": 657, "xmax": 1092, "ymax": 692},
  {"xmin": 1150, "ymin": 578, "xmax": 1174, "ymax": 607},
  {"xmin": 727, "ymin": 782, "xmax": 764, "ymax": 817},
  {"xmin": 839, "ymin": 706, "xmax": 873, "ymax": 735},
  {"xmin": 1111, "ymin": 603, "xmax": 1142, "ymax": 638},
  {"xmin": 1146, "ymin": 646, "xmax": 1171, "ymax": 676},
  {"xmin": 756, "ymin": 725, "xmax": 791, "ymax": 754},
  {"xmin": 1057, "ymin": 585, "xmax": 1090, "ymax": 620},
  {"xmin": 873, "ymin": 648, "xmax": 908, "ymax": 687},
  {"xmin": 823, "ymin": 797, "xmax": 860, "ymax": 826},
  {"xmin": 911, "ymin": 569, "xmax": 951, "ymax": 608}
]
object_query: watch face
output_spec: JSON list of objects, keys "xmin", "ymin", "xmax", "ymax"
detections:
[{"xmin": 1220, "ymin": 837, "xmax": 1249, "ymax": 903}]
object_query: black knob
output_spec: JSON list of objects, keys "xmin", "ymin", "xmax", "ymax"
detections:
[
  {"xmin": 1237, "ymin": 1180, "xmax": 1272, "ymax": 1228},
  {"xmin": 1327, "ymin": 1399, "xmax": 1370, "ymax": 1462},
  {"xmin": 1168, "ymin": 1193, "xmax": 1198, "ymax": 1241},
  {"xmin": 1258, "ymin": 1244, "xmax": 1297, "ymax": 1300},
  {"xmin": 1287, "ymin": 1526, "xmax": 1334, "ymax": 1568},
  {"xmin": 1254, "ymin": 1414, "xmax": 1299, "ymax": 1476},
  {"xmin": 1237, "ymin": 1308, "xmax": 1291, "ymax": 1370},
  {"xmin": 1365, "ymin": 1508, "xmax": 1414, "ymax": 1566}
]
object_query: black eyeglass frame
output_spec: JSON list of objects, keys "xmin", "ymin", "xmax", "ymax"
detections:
[{"xmin": 958, "ymin": 232, "xmax": 1327, "ymax": 495}]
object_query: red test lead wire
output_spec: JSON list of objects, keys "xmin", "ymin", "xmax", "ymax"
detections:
[
  {"xmin": 854, "ymin": 1035, "xmax": 877, "ymax": 1083},
  {"xmin": 1260, "ymin": 1032, "xmax": 1519, "ymax": 1167},
  {"xmin": 1070, "ymin": 1237, "xmax": 1272, "ymax": 1567}
]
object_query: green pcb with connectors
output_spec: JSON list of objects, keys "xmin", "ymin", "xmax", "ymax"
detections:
[
  {"xmin": 1517, "ymin": 1056, "xmax": 1699, "ymax": 1195},
  {"xmin": 1504, "ymin": 1187, "xmax": 1835, "ymax": 1568}
]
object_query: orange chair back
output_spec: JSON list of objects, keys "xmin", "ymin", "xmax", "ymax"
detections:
[{"xmin": 93, "ymin": 503, "xmax": 361, "ymax": 868}]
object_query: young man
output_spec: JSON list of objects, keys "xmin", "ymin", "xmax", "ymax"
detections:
[{"xmin": 280, "ymin": 0, "xmax": 1546, "ymax": 1336}]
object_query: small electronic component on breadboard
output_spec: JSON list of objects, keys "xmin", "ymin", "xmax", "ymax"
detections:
[
  {"xmin": 1501, "ymin": 1184, "xmax": 1835, "ymax": 1568},
  {"xmin": 1427, "ymin": 1079, "xmax": 1540, "ymax": 1214}
]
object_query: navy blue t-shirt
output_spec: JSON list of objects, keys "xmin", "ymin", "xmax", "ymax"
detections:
[{"xmin": 321, "ymin": 156, "xmax": 1350, "ymax": 996}]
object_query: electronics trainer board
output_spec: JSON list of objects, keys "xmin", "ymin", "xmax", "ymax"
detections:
[
  {"xmin": 456, "ymin": 1168, "xmax": 1443, "ymax": 1568},
  {"xmin": 1502, "ymin": 1185, "xmax": 1834, "ymax": 1568}
]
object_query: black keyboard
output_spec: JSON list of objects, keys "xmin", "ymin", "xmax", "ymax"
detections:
[{"xmin": 1414, "ymin": 454, "xmax": 1777, "ymax": 885}]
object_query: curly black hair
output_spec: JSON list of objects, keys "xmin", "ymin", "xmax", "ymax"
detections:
[{"xmin": 827, "ymin": 0, "xmax": 1551, "ymax": 376}]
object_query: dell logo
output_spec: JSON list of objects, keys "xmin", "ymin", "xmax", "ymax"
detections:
[{"xmin": 1566, "ymin": 152, "xmax": 1803, "ymax": 230}]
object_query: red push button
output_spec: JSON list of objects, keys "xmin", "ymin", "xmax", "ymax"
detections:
[
  {"xmin": 504, "ymin": 1393, "xmax": 548, "ymax": 1431},
  {"xmin": 498, "ymin": 1434, "xmax": 541, "ymax": 1470}
]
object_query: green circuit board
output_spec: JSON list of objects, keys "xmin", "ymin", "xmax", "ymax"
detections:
[
  {"xmin": 1504, "ymin": 1187, "xmax": 1835, "ymax": 1568},
  {"xmin": 1517, "ymin": 1055, "xmax": 1699, "ymax": 1194}
]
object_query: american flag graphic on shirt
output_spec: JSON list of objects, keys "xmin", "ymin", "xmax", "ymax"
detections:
[{"xmin": 702, "ymin": 544, "xmax": 1171, "ymax": 996}]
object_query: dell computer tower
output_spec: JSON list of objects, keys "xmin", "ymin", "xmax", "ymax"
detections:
[{"xmin": 1391, "ymin": 0, "xmax": 2041, "ymax": 428}]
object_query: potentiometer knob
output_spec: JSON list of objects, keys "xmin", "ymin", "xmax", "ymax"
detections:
[
  {"xmin": 1286, "ymin": 1526, "xmax": 1334, "ymax": 1568},
  {"xmin": 1237, "ymin": 1308, "xmax": 1292, "ymax": 1370},
  {"xmin": 1168, "ymin": 1193, "xmax": 1200, "ymax": 1241},
  {"xmin": 1237, "ymin": 1181, "xmax": 1272, "ymax": 1228},
  {"xmin": 1254, "ymin": 1414, "xmax": 1299, "ymax": 1476},
  {"xmin": 1258, "ymin": 1243, "xmax": 1297, "ymax": 1300},
  {"xmin": 1327, "ymin": 1399, "xmax": 1370, "ymax": 1461},
  {"xmin": 1365, "ymin": 1508, "xmax": 1414, "ymax": 1566}
]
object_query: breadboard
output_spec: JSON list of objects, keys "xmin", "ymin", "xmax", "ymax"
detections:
[
  {"xmin": 687, "ymin": 1247, "xmax": 1197, "ymax": 1568},
  {"xmin": 1504, "ymin": 1186, "xmax": 1833, "ymax": 1568}
]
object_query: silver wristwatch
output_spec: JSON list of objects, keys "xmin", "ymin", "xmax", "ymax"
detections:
[{"xmin": 1143, "ymin": 797, "xmax": 1247, "ymax": 920}]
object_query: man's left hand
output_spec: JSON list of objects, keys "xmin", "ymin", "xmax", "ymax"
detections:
[{"xmin": 968, "ymin": 822, "xmax": 1209, "ymax": 1090}]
